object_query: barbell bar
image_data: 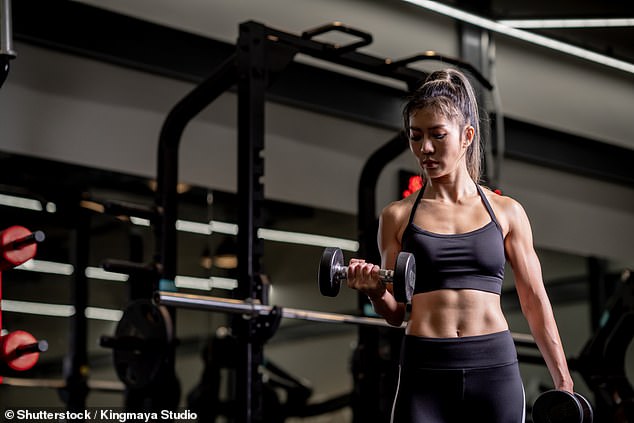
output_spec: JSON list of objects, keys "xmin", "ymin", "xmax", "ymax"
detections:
[
  {"xmin": 157, "ymin": 291, "xmax": 538, "ymax": 348},
  {"xmin": 158, "ymin": 291, "xmax": 402, "ymax": 328}
]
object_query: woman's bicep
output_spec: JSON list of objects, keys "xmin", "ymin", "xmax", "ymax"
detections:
[{"xmin": 377, "ymin": 204, "xmax": 404, "ymax": 270}]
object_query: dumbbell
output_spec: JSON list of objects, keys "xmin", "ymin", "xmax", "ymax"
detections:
[
  {"xmin": 318, "ymin": 247, "xmax": 416, "ymax": 303},
  {"xmin": 532, "ymin": 390, "xmax": 593, "ymax": 423},
  {"xmin": 1, "ymin": 330, "xmax": 48, "ymax": 372}
]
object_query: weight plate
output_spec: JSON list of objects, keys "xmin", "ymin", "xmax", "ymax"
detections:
[
  {"xmin": 112, "ymin": 300, "xmax": 172, "ymax": 389},
  {"xmin": 0, "ymin": 226, "xmax": 37, "ymax": 271},
  {"xmin": 318, "ymin": 247, "xmax": 343, "ymax": 297},
  {"xmin": 533, "ymin": 390, "xmax": 583, "ymax": 423},
  {"xmin": 574, "ymin": 393, "xmax": 593, "ymax": 423},
  {"xmin": 394, "ymin": 252, "xmax": 415, "ymax": 303},
  {"xmin": 0, "ymin": 330, "xmax": 40, "ymax": 371}
]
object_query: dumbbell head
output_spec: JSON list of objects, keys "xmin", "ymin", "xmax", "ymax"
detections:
[
  {"xmin": 393, "ymin": 251, "xmax": 416, "ymax": 303},
  {"xmin": 575, "ymin": 393, "xmax": 593, "ymax": 423},
  {"xmin": 533, "ymin": 390, "xmax": 593, "ymax": 423},
  {"xmin": 318, "ymin": 247, "xmax": 345, "ymax": 297}
]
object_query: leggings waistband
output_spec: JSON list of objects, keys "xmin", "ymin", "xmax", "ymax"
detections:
[{"xmin": 401, "ymin": 330, "xmax": 518, "ymax": 370}]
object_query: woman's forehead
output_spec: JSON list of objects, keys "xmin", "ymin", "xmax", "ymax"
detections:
[{"xmin": 408, "ymin": 107, "xmax": 457, "ymax": 126}]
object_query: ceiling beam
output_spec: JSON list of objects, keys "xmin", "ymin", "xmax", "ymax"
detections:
[{"xmin": 10, "ymin": 0, "xmax": 634, "ymax": 187}]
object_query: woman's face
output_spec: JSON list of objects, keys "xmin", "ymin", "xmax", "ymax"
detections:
[{"xmin": 407, "ymin": 107, "xmax": 473, "ymax": 180}]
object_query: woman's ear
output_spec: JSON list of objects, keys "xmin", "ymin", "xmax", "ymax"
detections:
[{"xmin": 463, "ymin": 125, "xmax": 475, "ymax": 148}]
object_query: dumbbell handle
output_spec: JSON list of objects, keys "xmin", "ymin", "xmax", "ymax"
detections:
[{"xmin": 333, "ymin": 265, "xmax": 394, "ymax": 283}]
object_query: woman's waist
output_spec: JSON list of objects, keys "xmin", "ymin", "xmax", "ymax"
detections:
[
  {"xmin": 400, "ymin": 329, "xmax": 518, "ymax": 369},
  {"xmin": 406, "ymin": 289, "xmax": 507, "ymax": 338}
]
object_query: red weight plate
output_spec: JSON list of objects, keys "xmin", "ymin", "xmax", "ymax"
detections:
[
  {"xmin": 0, "ymin": 226, "xmax": 37, "ymax": 270},
  {"xmin": 1, "ymin": 330, "xmax": 40, "ymax": 371}
]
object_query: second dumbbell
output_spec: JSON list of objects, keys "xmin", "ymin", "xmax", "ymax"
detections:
[{"xmin": 318, "ymin": 247, "xmax": 416, "ymax": 303}]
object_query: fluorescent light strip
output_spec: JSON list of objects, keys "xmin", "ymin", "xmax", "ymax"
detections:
[
  {"xmin": 16, "ymin": 259, "xmax": 74, "ymax": 275},
  {"xmin": 174, "ymin": 275, "xmax": 238, "ymax": 290},
  {"xmin": 499, "ymin": 18, "xmax": 634, "ymax": 29},
  {"xmin": 13, "ymin": 260, "xmax": 235, "ymax": 291},
  {"xmin": 1, "ymin": 299, "xmax": 123, "ymax": 321},
  {"xmin": 1, "ymin": 299, "xmax": 74, "ymax": 317},
  {"xmin": 175, "ymin": 275, "xmax": 212, "ymax": 290},
  {"xmin": 85, "ymin": 306, "xmax": 123, "ymax": 322},
  {"xmin": 402, "ymin": 0, "xmax": 634, "ymax": 74},
  {"xmin": 210, "ymin": 220, "xmax": 239, "ymax": 235},
  {"xmin": 209, "ymin": 277, "xmax": 239, "ymax": 290},
  {"xmin": 85, "ymin": 266, "xmax": 129, "ymax": 282},
  {"xmin": 258, "ymin": 228, "xmax": 359, "ymax": 252},
  {"xmin": 176, "ymin": 219, "xmax": 212, "ymax": 235},
  {"xmin": 0, "ymin": 193, "xmax": 42, "ymax": 211},
  {"xmin": 132, "ymin": 218, "xmax": 357, "ymax": 251},
  {"xmin": 130, "ymin": 216, "xmax": 150, "ymax": 226}
]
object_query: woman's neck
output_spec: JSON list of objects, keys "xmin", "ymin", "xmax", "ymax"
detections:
[{"xmin": 424, "ymin": 172, "xmax": 476, "ymax": 203}]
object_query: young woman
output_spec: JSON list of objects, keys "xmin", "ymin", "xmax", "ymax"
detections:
[{"xmin": 346, "ymin": 68, "xmax": 573, "ymax": 422}]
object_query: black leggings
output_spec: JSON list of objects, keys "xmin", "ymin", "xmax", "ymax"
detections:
[{"xmin": 391, "ymin": 330, "xmax": 525, "ymax": 423}]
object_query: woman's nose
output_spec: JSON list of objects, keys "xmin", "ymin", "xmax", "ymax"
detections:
[{"xmin": 421, "ymin": 138, "xmax": 434, "ymax": 154}]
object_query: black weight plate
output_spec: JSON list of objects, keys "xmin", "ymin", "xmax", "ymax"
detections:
[
  {"xmin": 112, "ymin": 299, "xmax": 172, "ymax": 389},
  {"xmin": 394, "ymin": 252, "xmax": 415, "ymax": 303},
  {"xmin": 318, "ymin": 247, "xmax": 343, "ymax": 297},
  {"xmin": 574, "ymin": 393, "xmax": 593, "ymax": 423},
  {"xmin": 533, "ymin": 390, "xmax": 583, "ymax": 423}
]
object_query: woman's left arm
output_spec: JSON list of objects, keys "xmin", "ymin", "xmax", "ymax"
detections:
[{"xmin": 503, "ymin": 198, "xmax": 574, "ymax": 393}]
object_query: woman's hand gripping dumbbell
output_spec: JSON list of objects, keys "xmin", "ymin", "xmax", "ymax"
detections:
[{"xmin": 318, "ymin": 247, "xmax": 416, "ymax": 303}]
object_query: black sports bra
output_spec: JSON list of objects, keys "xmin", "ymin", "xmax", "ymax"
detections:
[{"xmin": 401, "ymin": 184, "xmax": 505, "ymax": 295}]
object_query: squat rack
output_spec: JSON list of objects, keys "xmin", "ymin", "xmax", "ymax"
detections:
[{"xmin": 154, "ymin": 20, "xmax": 494, "ymax": 422}]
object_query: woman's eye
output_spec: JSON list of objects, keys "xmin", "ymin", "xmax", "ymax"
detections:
[
  {"xmin": 409, "ymin": 134, "xmax": 422, "ymax": 142},
  {"xmin": 433, "ymin": 133, "xmax": 446, "ymax": 140}
]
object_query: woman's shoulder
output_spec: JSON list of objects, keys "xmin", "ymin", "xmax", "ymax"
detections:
[
  {"xmin": 479, "ymin": 185, "xmax": 529, "ymax": 231},
  {"xmin": 380, "ymin": 191, "xmax": 417, "ymax": 223},
  {"xmin": 479, "ymin": 185, "xmax": 523, "ymax": 211}
]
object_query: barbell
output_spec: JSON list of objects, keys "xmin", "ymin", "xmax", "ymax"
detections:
[
  {"xmin": 156, "ymin": 292, "xmax": 539, "ymax": 346},
  {"xmin": 158, "ymin": 291, "xmax": 405, "ymax": 328},
  {"xmin": 101, "ymin": 291, "xmax": 538, "ymax": 390},
  {"xmin": 100, "ymin": 292, "xmax": 405, "ymax": 390}
]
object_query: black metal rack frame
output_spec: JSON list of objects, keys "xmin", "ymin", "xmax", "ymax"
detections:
[{"xmin": 154, "ymin": 20, "xmax": 493, "ymax": 422}]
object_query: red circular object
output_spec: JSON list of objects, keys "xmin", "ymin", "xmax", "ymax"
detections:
[
  {"xmin": 0, "ymin": 226, "xmax": 37, "ymax": 270},
  {"xmin": 1, "ymin": 330, "xmax": 40, "ymax": 371}
]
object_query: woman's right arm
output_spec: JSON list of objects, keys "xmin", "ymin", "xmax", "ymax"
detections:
[{"xmin": 347, "ymin": 202, "xmax": 407, "ymax": 326}]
